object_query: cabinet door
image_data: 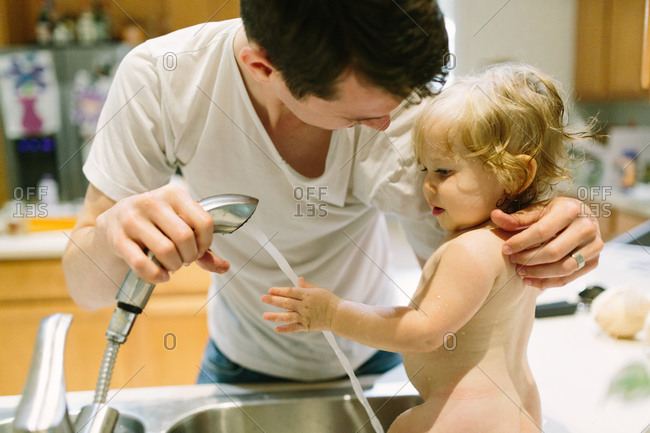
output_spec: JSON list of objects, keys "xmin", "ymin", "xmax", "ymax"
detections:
[
  {"xmin": 0, "ymin": 296, "xmax": 209, "ymax": 396},
  {"xmin": 0, "ymin": 260, "xmax": 210, "ymax": 396},
  {"xmin": 609, "ymin": 0, "xmax": 648, "ymax": 99},
  {"xmin": 575, "ymin": 0, "xmax": 648, "ymax": 101},
  {"xmin": 575, "ymin": 0, "xmax": 611, "ymax": 100},
  {"xmin": 166, "ymin": 0, "xmax": 240, "ymax": 32},
  {"xmin": 643, "ymin": 0, "xmax": 650, "ymax": 92}
]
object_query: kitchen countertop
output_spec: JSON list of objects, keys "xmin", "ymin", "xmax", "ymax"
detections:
[
  {"xmin": 0, "ymin": 230, "xmax": 69, "ymax": 260},
  {"xmin": 529, "ymin": 241, "xmax": 650, "ymax": 433},
  {"xmin": 529, "ymin": 313, "xmax": 649, "ymax": 433},
  {"xmin": 0, "ymin": 201, "xmax": 81, "ymax": 260}
]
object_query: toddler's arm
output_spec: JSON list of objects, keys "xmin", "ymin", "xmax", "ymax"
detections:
[
  {"xmin": 262, "ymin": 236, "xmax": 504, "ymax": 353},
  {"xmin": 262, "ymin": 277, "xmax": 341, "ymax": 333}
]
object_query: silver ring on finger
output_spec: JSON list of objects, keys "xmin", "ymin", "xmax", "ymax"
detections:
[{"xmin": 571, "ymin": 251, "xmax": 585, "ymax": 271}]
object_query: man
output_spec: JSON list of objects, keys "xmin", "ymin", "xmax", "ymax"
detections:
[{"xmin": 63, "ymin": 0, "xmax": 602, "ymax": 383}]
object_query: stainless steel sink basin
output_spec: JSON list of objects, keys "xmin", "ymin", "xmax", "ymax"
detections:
[
  {"xmin": 0, "ymin": 412, "xmax": 145, "ymax": 433},
  {"xmin": 0, "ymin": 378, "xmax": 422, "ymax": 433},
  {"xmin": 166, "ymin": 394, "xmax": 422, "ymax": 433}
]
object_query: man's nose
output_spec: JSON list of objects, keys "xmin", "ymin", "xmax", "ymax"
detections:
[{"xmin": 361, "ymin": 116, "xmax": 391, "ymax": 131}]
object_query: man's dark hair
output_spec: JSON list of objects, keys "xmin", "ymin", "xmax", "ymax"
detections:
[{"xmin": 240, "ymin": 0, "xmax": 449, "ymax": 101}]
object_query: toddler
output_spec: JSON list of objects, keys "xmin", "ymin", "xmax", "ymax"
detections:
[{"xmin": 262, "ymin": 63, "xmax": 595, "ymax": 433}]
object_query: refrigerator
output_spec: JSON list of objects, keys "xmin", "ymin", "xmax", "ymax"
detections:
[{"xmin": 0, "ymin": 43, "xmax": 129, "ymax": 202}]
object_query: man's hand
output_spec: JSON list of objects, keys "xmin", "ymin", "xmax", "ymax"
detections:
[
  {"xmin": 261, "ymin": 278, "xmax": 341, "ymax": 333},
  {"xmin": 95, "ymin": 184, "xmax": 230, "ymax": 284},
  {"xmin": 491, "ymin": 197, "xmax": 603, "ymax": 289}
]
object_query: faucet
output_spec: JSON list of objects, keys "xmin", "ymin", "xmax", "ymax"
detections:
[
  {"xmin": 13, "ymin": 194, "xmax": 258, "ymax": 433},
  {"xmin": 13, "ymin": 313, "xmax": 75, "ymax": 433},
  {"xmin": 12, "ymin": 314, "xmax": 120, "ymax": 433}
]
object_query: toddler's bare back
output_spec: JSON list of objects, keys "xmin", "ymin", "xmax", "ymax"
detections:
[{"xmin": 395, "ymin": 226, "xmax": 541, "ymax": 433}]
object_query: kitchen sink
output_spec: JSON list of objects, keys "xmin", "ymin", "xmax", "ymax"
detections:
[
  {"xmin": 166, "ymin": 394, "xmax": 422, "ymax": 433},
  {"xmin": 0, "ymin": 378, "xmax": 423, "ymax": 433},
  {"xmin": 0, "ymin": 412, "xmax": 145, "ymax": 433}
]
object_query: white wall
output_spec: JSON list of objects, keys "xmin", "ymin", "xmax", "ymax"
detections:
[{"xmin": 441, "ymin": 0, "xmax": 578, "ymax": 95}]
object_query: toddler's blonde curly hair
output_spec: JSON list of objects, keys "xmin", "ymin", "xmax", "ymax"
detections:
[{"xmin": 413, "ymin": 63, "xmax": 597, "ymax": 213}]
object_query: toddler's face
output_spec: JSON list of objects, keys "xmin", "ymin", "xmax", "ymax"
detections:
[{"xmin": 420, "ymin": 122, "xmax": 506, "ymax": 232}]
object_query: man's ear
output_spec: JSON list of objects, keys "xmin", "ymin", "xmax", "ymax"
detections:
[
  {"xmin": 514, "ymin": 154, "xmax": 537, "ymax": 193},
  {"xmin": 238, "ymin": 44, "xmax": 275, "ymax": 83}
]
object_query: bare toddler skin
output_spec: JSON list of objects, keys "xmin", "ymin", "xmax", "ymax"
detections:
[
  {"xmin": 262, "ymin": 218, "xmax": 541, "ymax": 432},
  {"xmin": 262, "ymin": 63, "xmax": 597, "ymax": 432}
]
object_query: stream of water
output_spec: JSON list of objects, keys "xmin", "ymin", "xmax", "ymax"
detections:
[{"xmin": 247, "ymin": 223, "xmax": 385, "ymax": 433}]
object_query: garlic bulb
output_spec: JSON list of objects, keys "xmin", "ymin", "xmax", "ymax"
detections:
[{"xmin": 591, "ymin": 285, "xmax": 650, "ymax": 339}]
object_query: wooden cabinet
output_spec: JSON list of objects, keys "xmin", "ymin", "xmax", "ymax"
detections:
[
  {"xmin": 575, "ymin": 0, "xmax": 649, "ymax": 101},
  {"xmin": 0, "ymin": 0, "xmax": 240, "ymax": 46},
  {"xmin": 586, "ymin": 203, "xmax": 649, "ymax": 242},
  {"xmin": 0, "ymin": 259, "xmax": 210, "ymax": 396},
  {"xmin": 0, "ymin": 123, "xmax": 7, "ymax": 206},
  {"xmin": 641, "ymin": 0, "xmax": 650, "ymax": 94}
]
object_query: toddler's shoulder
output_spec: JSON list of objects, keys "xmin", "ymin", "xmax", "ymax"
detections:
[
  {"xmin": 440, "ymin": 225, "xmax": 511, "ymax": 273},
  {"xmin": 449, "ymin": 224, "xmax": 508, "ymax": 253}
]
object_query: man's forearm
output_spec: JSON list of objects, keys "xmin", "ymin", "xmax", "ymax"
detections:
[{"xmin": 62, "ymin": 226, "xmax": 130, "ymax": 311}]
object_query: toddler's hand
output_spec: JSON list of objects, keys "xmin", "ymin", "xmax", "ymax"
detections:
[{"xmin": 261, "ymin": 277, "xmax": 341, "ymax": 333}]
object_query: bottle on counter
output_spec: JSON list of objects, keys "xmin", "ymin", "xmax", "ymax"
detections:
[
  {"xmin": 53, "ymin": 16, "xmax": 76, "ymax": 46},
  {"xmin": 93, "ymin": 0, "xmax": 110, "ymax": 42},
  {"xmin": 37, "ymin": 173, "xmax": 59, "ymax": 207},
  {"xmin": 620, "ymin": 149, "xmax": 638, "ymax": 190},
  {"xmin": 35, "ymin": 0, "xmax": 55, "ymax": 45},
  {"xmin": 77, "ymin": 10, "xmax": 99, "ymax": 45}
]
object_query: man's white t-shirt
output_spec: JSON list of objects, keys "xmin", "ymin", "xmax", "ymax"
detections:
[{"xmin": 84, "ymin": 19, "xmax": 445, "ymax": 380}]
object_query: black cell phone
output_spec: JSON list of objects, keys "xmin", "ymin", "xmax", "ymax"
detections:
[{"xmin": 534, "ymin": 301, "xmax": 578, "ymax": 318}]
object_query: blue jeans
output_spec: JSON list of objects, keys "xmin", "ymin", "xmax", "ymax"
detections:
[{"xmin": 197, "ymin": 339, "xmax": 403, "ymax": 384}]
